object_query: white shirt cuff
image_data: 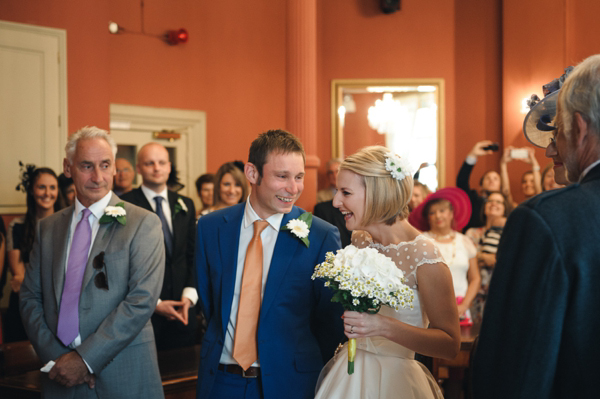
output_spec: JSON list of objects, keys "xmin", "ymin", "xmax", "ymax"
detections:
[
  {"xmin": 82, "ymin": 357, "xmax": 94, "ymax": 374},
  {"xmin": 182, "ymin": 287, "xmax": 198, "ymax": 306},
  {"xmin": 465, "ymin": 155, "xmax": 477, "ymax": 165}
]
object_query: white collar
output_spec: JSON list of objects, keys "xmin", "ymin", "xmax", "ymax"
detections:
[
  {"xmin": 579, "ymin": 159, "xmax": 600, "ymax": 182},
  {"xmin": 141, "ymin": 184, "xmax": 169, "ymax": 203},
  {"xmin": 243, "ymin": 197, "xmax": 284, "ymax": 232},
  {"xmin": 74, "ymin": 190, "xmax": 113, "ymax": 220}
]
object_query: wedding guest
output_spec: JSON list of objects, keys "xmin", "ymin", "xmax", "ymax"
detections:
[
  {"xmin": 20, "ymin": 126, "xmax": 165, "ymax": 397},
  {"xmin": 473, "ymin": 56, "xmax": 600, "ymax": 398},
  {"xmin": 196, "ymin": 129, "xmax": 344, "ymax": 398},
  {"xmin": 409, "ymin": 187, "xmax": 480, "ymax": 325},
  {"xmin": 315, "ymin": 146, "xmax": 459, "ymax": 399},
  {"xmin": 195, "ymin": 173, "xmax": 214, "ymax": 217},
  {"xmin": 6, "ymin": 166, "xmax": 64, "ymax": 342},
  {"xmin": 313, "ymin": 199, "xmax": 352, "ymax": 247},
  {"xmin": 541, "ymin": 163, "xmax": 566, "ymax": 191},
  {"xmin": 202, "ymin": 162, "xmax": 248, "ymax": 215},
  {"xmin": 408, "ymin": 180, "xmax": 431, "ymax": 212},
  {"xmin": 465, "ymin": 191, "xmax": 512, "ymax": 322},
  {"xmin": 57, "ymin": 173, "xmax": 76, "ymax": 206},
  {"xmin": 121, "ymin": 143, "xmax": 198, "ymax": 351},
  {"xmin": 500, "ymin": 146, "xmax": 542, "ymax": 206},
  {"xmin": 456, "ymin": 140, "xmax": 502, "ymax": 230},
  {"xmin": 113, "ymin": 158, "xmax": 135, "ymax": 196},
  {"xmin": 317, "ymin": 158, "xmax": 342, "ymax": 203}
]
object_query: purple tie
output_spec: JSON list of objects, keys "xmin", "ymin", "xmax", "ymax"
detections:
[{"xmin": 57, "ymin": 208, "xmax": 92, "ymax": 346}]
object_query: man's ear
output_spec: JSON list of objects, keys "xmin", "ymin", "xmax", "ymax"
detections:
[
  {"xmin": 63, "ymin": 158, "xmax": 71, "ymax": 178},
  {"xmin": 574, "ymin": 112, "xmax": 589, "ymax": 146},
  {"xmin": 245, "ymin": 162, "xmax": 258, "ymax": 185}
]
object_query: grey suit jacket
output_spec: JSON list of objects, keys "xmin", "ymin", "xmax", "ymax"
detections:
[{"xmin": 20, "ymin": 193, "xmax": 166, "ymax": 399}]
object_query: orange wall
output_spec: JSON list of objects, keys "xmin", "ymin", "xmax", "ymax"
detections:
[
  {"xmin": 454, "ymin": 0, "xmax": 503, "ymax": 191},
  {"xmin": 0, "ymin": 0, "xmax": 287, "ymax": 174},
  {"xmin": 0, "ymin": 0, "xmax": 111, "ymax": 132},
  {"xmin": 4, "ymin": 0, "xmax": 600, "ymax": 208},
  {"xmin": 503, "ymin": 0, "xmax": 600, "ymax": 202}
]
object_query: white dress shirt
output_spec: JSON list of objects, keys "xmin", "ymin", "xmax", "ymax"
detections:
[
  {"xmin": 140, "ymin": 184, "xmax": 198, "ymax": 305},
  {"xmin": 64, "ymin": 190, "xmax": 114, "ymax": 372},
  {"xmin": 219, "ymin": 198, "xmax": 284, "ymax": 366}
]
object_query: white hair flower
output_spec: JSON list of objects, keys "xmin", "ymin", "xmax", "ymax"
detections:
[{"xmin": 384, "ymin": 153, "xmax": 412, "ymax": 182}]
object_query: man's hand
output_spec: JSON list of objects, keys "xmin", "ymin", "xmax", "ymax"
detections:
[
  {"xmin": 468, "ymin": 140, "xmax": 496, "ymax": 159},
  {"xmin": 155, "ymin": 300, "xmax": 187, "ymax": 324},
  {"xmin": 48, "ymin": 351, "xmax": 94, "ymax": 388},
  {"xmin": 175, "ymin": 297, "xmax": 192, "ymax": 325}
]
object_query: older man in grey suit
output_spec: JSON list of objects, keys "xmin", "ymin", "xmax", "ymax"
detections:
[{"xmin": 20, "ymin": 126, "xmax": 165, "ymax": 398}]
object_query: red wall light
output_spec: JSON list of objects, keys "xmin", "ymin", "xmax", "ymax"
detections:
[{"xmin": 165, "ymin": 29, "xmax": 189, "ymax": 45}]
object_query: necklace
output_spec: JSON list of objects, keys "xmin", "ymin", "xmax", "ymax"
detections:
[
  {"xmin": 428, "ymin": 231, "xmax": 455, "ymax": 241},
  {"xmin": 426, "ymin": 232, "xmax": 457, "ymax": 266}
]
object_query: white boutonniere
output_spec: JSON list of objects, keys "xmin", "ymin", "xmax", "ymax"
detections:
[
  {"xmin": 281, "ymin": 212, "xmax": 312, "ymax": 247},
  {"xmin": 99, "ymin": 202, "xmax": 127, "ymax": 226},
  {"xmin": 174, "ymin": 197, "xmax": 188, "ymax": 216}
]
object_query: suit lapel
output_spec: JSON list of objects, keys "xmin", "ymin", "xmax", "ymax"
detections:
[
  {"xmin": 260, "ymin": 208, "xmax": 301, "ymax": 322},
  {"xmin": 219, "ymin": 204, "xmax": 244, "ymax": 334},
  {"xmin": 81, "ymin": 194, "xmax": 120, "ymax": 293},
  {"xmin": 168, "ymin": 190, "xmax": 179, "ymax": 246},
  {"xmin": 53, "ymin": 207, "xmax": 74, "ymax": 306},
  {"xmin": 133, "ymin": 187, "xmax": 153, "ymax": 212}
]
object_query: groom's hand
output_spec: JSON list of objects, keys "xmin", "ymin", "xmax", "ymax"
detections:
[{"xmin": 156, "ymin": 300, "xmax": 187, "ymax": 324}]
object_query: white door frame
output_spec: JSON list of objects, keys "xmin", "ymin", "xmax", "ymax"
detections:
[
  {"xmin": 109, "ymin": 104, "xmax": 207, "ymax": 203},
  {"xmin": 0, "ymin": 20, "xmax": 68, "ymax": 214}
]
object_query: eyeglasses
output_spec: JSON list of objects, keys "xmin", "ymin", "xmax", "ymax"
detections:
[{"xmin": 93, "ymin": 251, "xmax": 109, "ymax": 290}]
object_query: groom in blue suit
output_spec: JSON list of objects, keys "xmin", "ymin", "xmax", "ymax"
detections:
[{"xmin": 195, "ymin": 130, "xmax": 344, "ymax": 399}]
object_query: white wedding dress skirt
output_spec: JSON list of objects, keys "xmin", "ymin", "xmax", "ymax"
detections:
[{"xmin": 315, "ymin": 301, "xmax": 443, "ymax": 399}]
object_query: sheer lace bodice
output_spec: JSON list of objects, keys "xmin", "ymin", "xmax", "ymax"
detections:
[{"xmin": 351, "ymin": 230, "xmax": 446, "ymax": 290}]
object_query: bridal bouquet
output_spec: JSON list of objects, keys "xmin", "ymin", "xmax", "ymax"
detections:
[{"xmin": 312, "ymin": 245, "xmax": 414, "ymax": 374}]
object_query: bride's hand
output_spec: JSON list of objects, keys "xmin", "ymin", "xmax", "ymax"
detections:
[{"xmin": 342, "ymin": 310, "xmax": 386, "ymax": 338}]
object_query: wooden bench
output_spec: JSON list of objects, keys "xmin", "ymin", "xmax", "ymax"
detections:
[{"xmin": 0, "ymin": 341, "xmax": 201, "ymax": 399}]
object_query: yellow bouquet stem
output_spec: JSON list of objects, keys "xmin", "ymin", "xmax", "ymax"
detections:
[{"xmin": 347, "ymin": 338, "xmax": 356, "ymax": 375}]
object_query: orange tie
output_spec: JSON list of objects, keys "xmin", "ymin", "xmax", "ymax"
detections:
[{"xmin": 233, "ymin": 220, "xmax": 269, "ymax": 370}]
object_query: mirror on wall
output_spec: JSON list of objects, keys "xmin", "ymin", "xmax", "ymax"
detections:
[{"xmin": 331, "ymin": 79, "xmax": 445, "ymax": 191}]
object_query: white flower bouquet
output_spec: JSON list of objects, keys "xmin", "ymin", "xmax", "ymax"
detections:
[{"xmin": 312, "ymin": 245, "xmax": 414, "ymax": 374}]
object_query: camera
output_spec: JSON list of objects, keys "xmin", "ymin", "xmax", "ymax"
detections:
[{"xmin": 483, "ymin": 143, "xmax": 499, "ymax": 152}]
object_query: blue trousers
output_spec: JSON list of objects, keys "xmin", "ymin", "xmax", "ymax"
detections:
[{"xmin": 208, "ymin": 369, "xmax": 263, "ymax": 399}]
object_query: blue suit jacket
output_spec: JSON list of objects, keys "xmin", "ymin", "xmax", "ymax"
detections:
[
  {"xmin": 472, "ymin": 164, "xmax": 600, "ymax": 398},
  {"xmin": 195, "ymin": 203, "xmax": 344, "ymax": 399}
]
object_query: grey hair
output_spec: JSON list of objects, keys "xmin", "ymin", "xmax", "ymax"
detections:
[
  {"xmin": 559, "ymin": 54, "xmax": 600, "ymax": 138},
  {"xmin": 326, "ymin": 158, "xmax": 343, "ymax": 170},
  {"xmin": 65, "ymin": 126, "xmax": 118, "ymax": 163}
]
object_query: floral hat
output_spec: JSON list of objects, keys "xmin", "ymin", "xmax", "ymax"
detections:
[
  {"xmin": 408, "ymin": 187, "xmax": 472, "ymax": 232},
  {"xmin": 523, "ymin": 66, "xmax": 574, "ymax": 148}
]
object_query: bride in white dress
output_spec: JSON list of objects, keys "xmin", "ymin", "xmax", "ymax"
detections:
[{"xmin": 315, "ymin": 146, "xmax": 461, "ymax": 399}]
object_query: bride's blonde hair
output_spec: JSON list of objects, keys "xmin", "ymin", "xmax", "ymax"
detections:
[{"xmin": 340, "ymin": 146, "xmax": 413, "ymax": 226}]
